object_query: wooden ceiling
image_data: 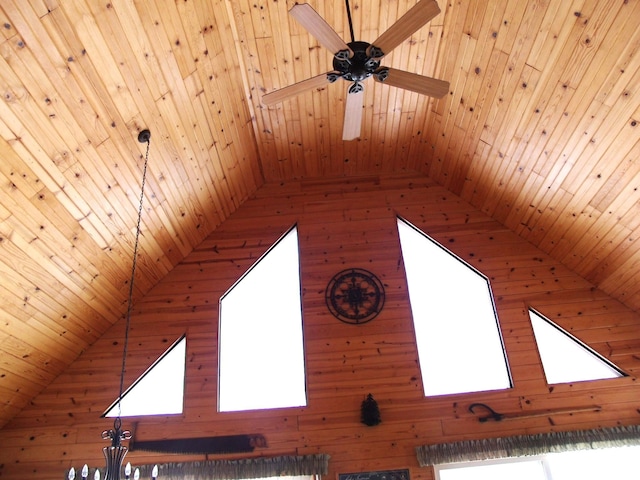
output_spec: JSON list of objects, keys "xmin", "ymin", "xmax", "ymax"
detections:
[{"xmin": 1, "ymin": 0, "xmax": 639, "ymax": 430}]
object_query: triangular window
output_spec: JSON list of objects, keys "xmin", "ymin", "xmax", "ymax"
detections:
[
  {"xmin": 397, "ymin": 217, "xmax": 512, "ymax": 396},
  {"xmin": 218, "ymin": 226, "xmax": 307, "ymax": 412},
  {"xmin": 528, "ymin": 309, "xmax": 625, "ymax": 384},
  {"xmin": 104, "ymin": 335, "xmax": 186, "ymax": 417}
]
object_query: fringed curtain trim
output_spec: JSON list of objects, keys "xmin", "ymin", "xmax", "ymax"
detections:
[
  {"xmin": 132, "ymin": 453, "xmax": 330, "ymax": 480},
  {"xmin": 416, "ymin": 425, "xmax": 640, "ymax": 466}
]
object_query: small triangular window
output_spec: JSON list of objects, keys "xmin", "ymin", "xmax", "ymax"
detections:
[
  {"xmin": 529, "ymin": 309, "xmax": 625, "ymax": 384},
  {"xmin": 104, "ymin": 335, "xmax": 186, "ymax": 417}
]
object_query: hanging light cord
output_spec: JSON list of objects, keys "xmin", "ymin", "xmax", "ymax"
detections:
[{"xmin": 117, "ymin": 132, "xmax": 151, "ymax": 424}]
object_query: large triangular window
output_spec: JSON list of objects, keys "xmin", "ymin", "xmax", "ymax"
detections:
[
  {"xmin": 218, "ymin": 225, "xmax": 307, "ymax": 412},
  {"xmin": 104, "ymin": 335, "xmax": 186, "ymax": 417},
  {"xmin": 397, "ymin": 217, "xmax": 512, "ymax": 396},
  {"xmin": 528, "ymin": 308, "xmax": 625, "ymax": 384}
]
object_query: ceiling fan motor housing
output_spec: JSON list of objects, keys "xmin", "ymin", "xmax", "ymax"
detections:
[{"xmin": 333, "ymin": 41, "xmax": 383, "ymax": 82}]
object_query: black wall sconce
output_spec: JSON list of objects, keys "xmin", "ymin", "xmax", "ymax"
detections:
[{"xmin": 361, "ymin": 393, "xmax": 381, "ymax": 426}]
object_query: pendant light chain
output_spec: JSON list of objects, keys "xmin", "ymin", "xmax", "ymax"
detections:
[
  {"xmin": 117, "ymin": 132, "xmax": 151, "ymax": 420},
  {"xmin": 68, "ymin": 130, "xmax": 156, "ymax": 480}
]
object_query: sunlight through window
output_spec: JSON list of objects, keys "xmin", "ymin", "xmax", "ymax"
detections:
[
  {"xmin": 438, "ymin": 458, "xmax": 544, "ymax": 480},
  {"xmin": 436, "ymin": 446, "xmax": 640, "ymax": 480},
  {"xmin": 218, "ymin": 226, "xmax": 307, "ymax": 412},
  {"xmin": 104, "ymin": 335, "xmax": 186, "ymax": 417},
  {"xmin": 529, "ymin": 309, "xmax": 625, "ymax": 384},
  {"xmin": 397, "ymin": 217, "xmax": 511, "ymax": 396}
]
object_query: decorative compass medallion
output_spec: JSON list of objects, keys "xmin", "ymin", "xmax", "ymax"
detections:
[{"xmin": 325, "ymin": 268, "xmax": 385, "ymax": 324}]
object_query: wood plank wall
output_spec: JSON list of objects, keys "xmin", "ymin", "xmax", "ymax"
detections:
[{"xmin": 1, "ymin": 173, "xmax": 638, "ymax": 480}]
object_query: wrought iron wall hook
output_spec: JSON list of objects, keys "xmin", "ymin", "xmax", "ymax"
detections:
[
  {"xmin": 468, "ymin": 403, "xmax": 504, "ymax": 422},
  {"xmin": 468, "ymin": 402, "xmax": 602, "ymax": 423}
]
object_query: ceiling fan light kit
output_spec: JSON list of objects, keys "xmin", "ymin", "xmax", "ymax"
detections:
[{"xmin": 262, "ymin": 0, "xmax": 450, "ymax": 141}]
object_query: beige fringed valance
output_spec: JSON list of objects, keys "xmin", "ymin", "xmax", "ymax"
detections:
[
  {"xmin": 131, "ymin": 453, "xmax": 330, "ymax": 480},
  {"xmin": 416, "ymin": 425, "xmax": 640, "ymax": 466}
]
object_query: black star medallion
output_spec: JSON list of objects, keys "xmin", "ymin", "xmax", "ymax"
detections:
[{"xmin": 326, "ymin": 268, "xmax": 385, "ymax": 324}]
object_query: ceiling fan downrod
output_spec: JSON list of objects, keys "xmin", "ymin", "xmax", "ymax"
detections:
[
  {"xmin": 329, "ymin": 0, "xmax": 387, "ymax": 87},
  {"xmin": 345, "ymin": 0, "xmax": 356, "ymax": 43}
]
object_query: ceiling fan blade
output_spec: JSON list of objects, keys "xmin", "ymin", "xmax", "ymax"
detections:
[
  {"xmin": 262, "ymin": 73, "xmax": 333, "ymax": 105},
  {"xmin": 370, "ymin": 0, "xmax": 440, "ymax": 58},
  {"xmin": 374, "ymin": 67, "xmax": 449, "ymax": 98},
  {"xmin": 343, "ymin": 85, "xmax": 364, "ymax": 141},
  {"xmin": 290, "ymin": 4, "xmax": 353, "ymax": 56}
]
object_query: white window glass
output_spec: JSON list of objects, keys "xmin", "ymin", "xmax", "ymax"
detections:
[
  {"xmin": 104, "ymin": 335, "xmax": 186, "ymax": 417},
  {"xmin": 438, "ymin": 458, "xmax": 544, "ymax": 480},
  {"xmin": 546, "ymin": 446, "xmax": 640, "ymax": 479},
  {"xmin": 397, "ymin": 217, "xmax": 511, "ymax": 396},
  {"xmin": 529, "ymin": 309, "xmax": 624, "ymax": 384},
  {"xmin": 218, "ymin": 226, "xmax": 306, "ymax": 412},
  {"xmin": 435, "ymin": 446, "xmax": 640, "ymax": 480}
]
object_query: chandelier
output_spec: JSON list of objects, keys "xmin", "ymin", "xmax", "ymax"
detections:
[{"xmin": 68, "ymin": 130, "xmax": 158, "ymax": 480}]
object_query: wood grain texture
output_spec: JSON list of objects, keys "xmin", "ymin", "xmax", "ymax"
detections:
[
  {"xmin": 0, "ymin": 174, "xmax": 639, "ymax": 480},
  {"xmin": 1, "ymin": 0, "xmax": 640, "ymax": 448}
]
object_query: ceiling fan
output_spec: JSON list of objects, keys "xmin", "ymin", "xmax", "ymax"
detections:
[{"xmin": 261, "ymin": 0, "xmax": 450, "ymax": 141}]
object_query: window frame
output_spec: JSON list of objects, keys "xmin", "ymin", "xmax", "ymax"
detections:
[
  {"xmin": 217, "ymin": 225, "xmax": 308, "ymax": 413},
  {"xmin": 103, "ymin": 334, "xmax": 187, "ymax": 418},
  {"xmin": 528, "ymin": 307, "xmax": 627, "ymax": 384},
  {"xmin": 434, "ymin": 445, "xmax": 640, "ymax": 480},
  {"xmin": 396, "ymin": 216, "xmax": 513, "ymax": 397}
]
